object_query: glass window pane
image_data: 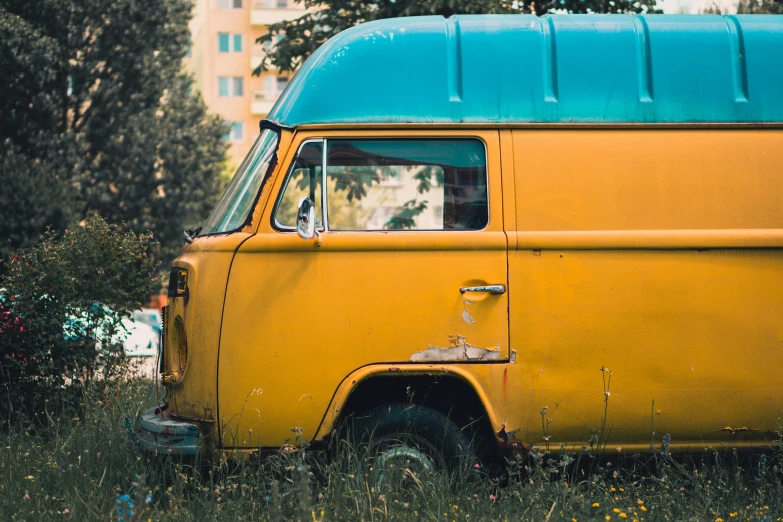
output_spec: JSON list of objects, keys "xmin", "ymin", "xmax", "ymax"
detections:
[
  {"xmin": 233, "ymin": 77, "xmax": 243, "ymax": 97},
  {"xmin": 218, "ymin": 0, "xmax": 230, "ymax": 8},
  {"xmin": 325, "ymin": 139, "xmax": 488, "ymax": 231},
  {"xmin": 275, "ymin": 141, "xmax": 324, "ymax": 229},
  {"xmin": 218, "ymin": 33, "xmax": 229, "ymax": 53},
  {"xmin": 233, "ymin": 0, "xmax": 243, "ymax": 7},
  {"xmin": 232, "ymin": 122, "xmax": 244, "ymax": 141},
  {"xmin": 202, "ymin": 130, "xmax": 279, "ymax": 234},
  {"xmin": 233, "ymin": 34, "xmax": 242, "ymax": 52},
  {"xmin": 218, "ymin": 76, "xmax": 229, "ymax": 97}
]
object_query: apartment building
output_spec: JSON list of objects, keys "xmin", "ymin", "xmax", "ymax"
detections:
[{"xmin": 186, "ymin": 0, "xmax": 307, "ymax": 167}]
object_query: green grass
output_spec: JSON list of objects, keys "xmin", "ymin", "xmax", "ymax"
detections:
[{"xmin": 2, "ymin": 378, "xmax": 782, "ymax": 521}]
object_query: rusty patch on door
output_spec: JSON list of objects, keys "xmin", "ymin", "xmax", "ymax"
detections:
[{"xmin": 410, "ymin": 335, "xmax": 501, "ymax": 362}]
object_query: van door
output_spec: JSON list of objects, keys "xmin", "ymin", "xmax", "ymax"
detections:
[{"xmin": 218, "ymin": 130, "xmax": 509, "ymax": 448}]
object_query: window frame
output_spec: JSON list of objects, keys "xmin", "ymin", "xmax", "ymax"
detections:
[
  {"xmin": 271, "ymin": 136, "xmax": 490, "ymax": 233},
  {"xmin": 272, "ymin": 138, "xmax": 327, "ymax": 231}
]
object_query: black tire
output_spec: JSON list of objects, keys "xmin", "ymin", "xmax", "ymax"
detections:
[{"xmin": 350, "ymin": 404, "xmax": 477, "ymax": 490}]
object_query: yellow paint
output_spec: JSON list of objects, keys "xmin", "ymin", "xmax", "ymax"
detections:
[
  {"xmin": 162, "ymin": 126, "xmax": 783, "ymax": 457},
  {"xmin": 217, "ymin": 129, "xmax": 508, "ymax": 448}
]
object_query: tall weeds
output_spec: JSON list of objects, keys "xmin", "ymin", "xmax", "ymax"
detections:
[{"xmin": 2, "ymin": 376, "xmax": 783, "ymax": 521}]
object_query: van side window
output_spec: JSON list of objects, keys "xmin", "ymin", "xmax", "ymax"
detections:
[
  {"xmin": 274, "ymin": 140, "xmax": 324, "ymax": 228},
  {"xmin": 326, "ymin": 139, "xmax": 488, "ymax": 231}
]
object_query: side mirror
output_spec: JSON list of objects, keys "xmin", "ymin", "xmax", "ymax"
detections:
[{"xmin": 296, "ymin": 197, "xmax": 317, "ymax": 241}]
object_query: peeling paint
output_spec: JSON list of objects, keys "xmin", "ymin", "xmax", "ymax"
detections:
[
  {"xmin": 410, "ymin": 335, "xmax": 501, "ymax": 362},
  {"xmin": 462, "ymin": 309, "xmax": 475, "ymax": 324},
  {"xmin": 720, "ymin": 426, "xmax": 759, "ymax": 434}
]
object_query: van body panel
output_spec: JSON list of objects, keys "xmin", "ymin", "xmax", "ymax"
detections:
[
  {"xmin": 506, "ymin": 129, "xmax": 783, "ymax": 447},
  {"xmin": 217, "ymin": 129, "xmax": 509, "ymax": 448},
  {"xmin": 160, "ymin": 130, "xmax": 295, "ymax": 439},
  {"xmin": 165, "ymin": 235, "xmax": 251, "ymax": 426}
]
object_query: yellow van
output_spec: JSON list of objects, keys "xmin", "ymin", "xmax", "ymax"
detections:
[{"xmin": 139, "ymin": 14, "xmax": 783, "ymax": 470}]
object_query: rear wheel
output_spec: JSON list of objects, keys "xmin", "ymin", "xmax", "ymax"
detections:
[{"xmin": 351, "ymin": 404, "xmax": 477, "ymax": 491}]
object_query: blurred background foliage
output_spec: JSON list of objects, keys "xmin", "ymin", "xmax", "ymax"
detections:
[
  {"xmin": 254, "ymin": 0, "xmax": 662, "ymax": 75},
  {"xmin": 0, "ymin": 0, "xmax": 227, "ymax": 272}
]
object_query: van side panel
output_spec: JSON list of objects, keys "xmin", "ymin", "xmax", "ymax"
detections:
[{"xmin": 507, "ymin": 129, "xmax": 783, "ymax": 447}]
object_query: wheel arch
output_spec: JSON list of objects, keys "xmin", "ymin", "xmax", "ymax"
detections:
[{"xmin": 313, "ymin": 364, "xmax": 508, "ymax": 462}]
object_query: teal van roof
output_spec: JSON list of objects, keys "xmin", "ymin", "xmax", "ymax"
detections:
[{"xmin": 266, "ymin": 14, "xmax": 783, "ymax": 126}]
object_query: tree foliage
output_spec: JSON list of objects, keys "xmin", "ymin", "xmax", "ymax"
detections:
[
  {"xmin": 737, "ymin": 0, "xmax": 782, "ymax": 12},
  {"xmin": 255, "ymin": 0, "xmax": 660, "ymax": 74},
  {"xmin": 0, "ymin": 0, "xmax": 227, "ymax": 268},
  {"xmin": 0, "ymin": 214, "xmax": 158, "ymax": 427}
]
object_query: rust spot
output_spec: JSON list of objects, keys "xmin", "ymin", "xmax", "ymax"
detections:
[
  {"xmin": 502, "ymin": 367, "xmax": 508, "ymax": 403},
  {"xmin": 532, "ymin": 249, "xmax": 542, "ymax": 256},
  {"xmin": 410, "ymin": 335, "xmax": 501, "ymax": 362}
]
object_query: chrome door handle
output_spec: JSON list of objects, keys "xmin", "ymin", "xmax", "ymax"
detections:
[{"xmin": 460, "ymin": 284, "xmax": 506, "ymax": 295}]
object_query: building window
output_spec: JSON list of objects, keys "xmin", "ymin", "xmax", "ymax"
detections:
[
  {"xmin": 222, "ymin": 121, "xmax": 245, "ymax": 142},
  {"xmin": 263, "ymin": 0, "xmax": 288, "ymax": 7},
  {"xmin": 218, "ymin": 0, "xmax": 243, "ymax": 8},
  {"xmin": 233, "ymin": 122, "xmax": 244, "ymax": 141},
  {"xmin": 218, "ymin": 76, "xmax": 244, "ymax": 97},
  {"xmin": 218, "ymin": 33, "xmax": 243, "ymax": 53},
  {"xmin": 260, "ymin": 75, "xmax": 288, "ymax": 99},
  {"xmin": 218, "ymin": 33, "xmax": 230, "ymax": 53}
]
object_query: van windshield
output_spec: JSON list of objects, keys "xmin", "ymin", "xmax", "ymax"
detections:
[{"xmin": 200, "ymin": 129, "xmax": 279, "ymax": 235}]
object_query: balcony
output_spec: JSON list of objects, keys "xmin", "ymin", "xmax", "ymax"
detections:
[
  {"xmin": 250, "ymin": 44, "xmax": 276, "ymax": 71},
  {"xmin": 251, "ymin": 0, "xmax": 306, "ymax": 26},
  {"xmin": 251, "ymin": 90, "xmax": 282, "ymax": 115}
]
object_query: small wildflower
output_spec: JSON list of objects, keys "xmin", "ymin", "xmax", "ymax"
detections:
[
  {"xmin": 620, "ymin": 514, "xmax": 627, "ymax": 519},
  {"xmin": 592, "ymin": 503, "xmax": 600, "ymax": 508},
  {"xmin": 474, "ymin": 463, "xmax": 480, "ymax": 468},
  {"xmin": 613, "ymin": 471, "xmax": 618, "ymax": 478},
  {"xmin": 23, "ymin": 492, "xmax": 30, "ymax": 501},
  {"xmin": 716, "ymin": 519, "xmax": 723, "ymax": 522},
  {"xmin": 640, "ymin": 506, "xmax": 647, "ymax": 511},
  {"xmin": 637, "ymin": 500, "xmax": 644, "ymax": 505},
  {"xmin": 619, "ymin": 487, "xmax": 624, "ymax": 492},
  {"xmin": 614, "ymin": 508, "xmax": 621, "ymax": 513},
  {"xmin": 729, "ymin": 514, "xmax": 737, "ymax": 518},
  {"xmin": 63, "ymin": 509, "xmax": 69, "ymax": 514},
  {"xmin": 611, "ymin": 487, "xmax": 616, "ymax": 492},
  {"xmin": 605, "ymin": 516, "xmax": 612, "ymax": 521},
  {"xmin": 680, "ymin": 487, "xmax": 685, "ymax": 491},
  {"xmin": 489, "ymin": 495, "xmax": 496, "ymax": 501}
]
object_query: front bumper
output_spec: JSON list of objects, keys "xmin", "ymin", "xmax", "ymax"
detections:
[{"xmin": 137, "ymin": 405, "xmax": 201, "ymax": 456}]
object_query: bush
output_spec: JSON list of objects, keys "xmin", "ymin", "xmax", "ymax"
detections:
[{"xmin": 0, "ymin": 213, "xmax": 158, "ymax": 428}]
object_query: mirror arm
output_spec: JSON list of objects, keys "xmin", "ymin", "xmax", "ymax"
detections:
[{"xmin": 314, "ymin": 229, "xmax": 322, "ymax": 247}]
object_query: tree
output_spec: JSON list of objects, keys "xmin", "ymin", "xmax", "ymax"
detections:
[
  {"xmin": 0, "ymin": 0, "xmax": 227, "ymax": 268},
  {"xmin": 254, "ymin": 0, "xmax": 660, "ymax": 74},
  {"xmin": 737, "ymin": 0, "xmax": 782, "ymax": 12},
  {"xmin": 0, "ymin": 214, "xmax": 158, "ymax": 426}
]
